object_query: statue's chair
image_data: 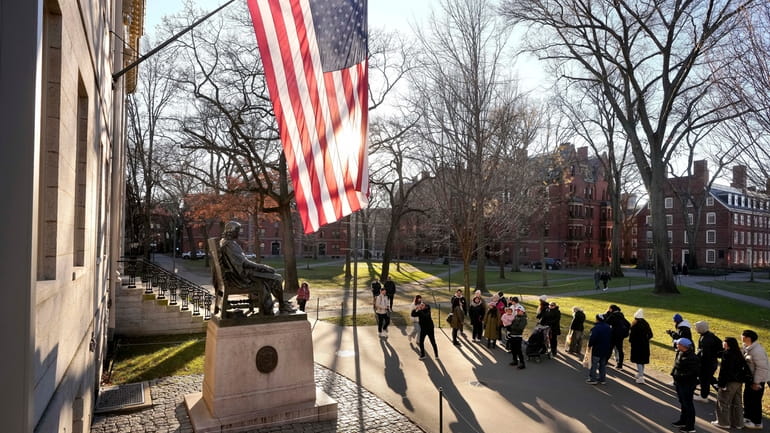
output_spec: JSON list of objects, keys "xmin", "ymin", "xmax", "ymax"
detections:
[{"xmin": 209, "ymin": 237, "xmax": 274, "ymax": 317}]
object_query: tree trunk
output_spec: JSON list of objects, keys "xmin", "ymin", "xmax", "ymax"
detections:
[
  {"xmin": 475, "ymin": 223, "xmax": 487, "ymax": 291},
  {"xmin": 649, "ymin": 171, "xmax": 678, "ymax": 294},
  {"xmin": 609, "ymin": 169, "xmax": 624, "ymax": 278}
]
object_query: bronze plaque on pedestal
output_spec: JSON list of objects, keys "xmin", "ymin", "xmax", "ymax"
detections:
[{"xmin": 255, "ymin": 346, "xmax": 278, "ymax": 373}]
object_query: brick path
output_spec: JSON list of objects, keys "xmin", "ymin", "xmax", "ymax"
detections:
[{"xmin": 91, "ymin": 364, "xmax": 424, "ymax": 433}]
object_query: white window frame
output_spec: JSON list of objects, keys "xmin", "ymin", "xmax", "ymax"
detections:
[
  {"xmin": 706, "ymin": 230, "xmax": 716, "ymax": 244},
  {"xmin": 706, "ymin": 197, "xmax": 714, "ymax": 206},
  {"xmin": 687, "ymin": 213, "xmax": 694, "ymax": 225},
  {"xmin": 706, "ymin": 212, "xmax": 716, "ymax": 225},
  {"xmin": 683, "ymin": 231, "xmax": 689, "ymax": 244},
  {"xmin": 706, "ymin": 249, "xmax": 716, "ymax": 264},
  {"xmin": 666, "ymin": 214, "xmax": 673, "ymax": 226},
  {"xmin": 667, "ymin": 230, "xmax": 673, "ymax": 242},
  {"xmin": 665, "ymin": 197, "xmax": 673, "ymax": 209}
]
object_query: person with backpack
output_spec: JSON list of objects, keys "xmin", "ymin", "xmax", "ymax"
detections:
[
  {"xmin": 694, "ymin": 320, "xmax": 722, "ymax": 402},
  {"xmin": 605, "ymin": 304, "xmax": 630, "ymax": 369}
]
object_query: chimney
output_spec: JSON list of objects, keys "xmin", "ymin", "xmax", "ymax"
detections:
[
  {"xmin": 577, "ymin": 146, "xmax": 588, "ymax": 161},
  {"xmin": 693, "ymin": 160, "xmax": 709, "ymax": 184},
  {"xmin": 731, "ymin": 165, "xmax": 747, "ymax": 189}
]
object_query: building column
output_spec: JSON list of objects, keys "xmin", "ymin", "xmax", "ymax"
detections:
[{"xmin": 0, "ymin": 0, "xmax": 41, "ymax": 431}]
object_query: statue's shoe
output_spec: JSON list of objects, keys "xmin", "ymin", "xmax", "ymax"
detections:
[{"xmin": 279, "ymin": 303, "xmax": 297, "ymax": 314}]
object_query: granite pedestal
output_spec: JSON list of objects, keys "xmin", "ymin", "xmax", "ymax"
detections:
[{"xmin": 184, "ymin": 314, "xmax": 337, "ymax": 432}]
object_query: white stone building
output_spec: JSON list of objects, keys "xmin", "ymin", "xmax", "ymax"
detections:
[{"xmin": 0, "ymin": 0, "xmax": 144, "ymax": 431}]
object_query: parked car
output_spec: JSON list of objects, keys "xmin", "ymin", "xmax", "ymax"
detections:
[
  {"xmin": 194, "ymin": 250, "xmax": 207, "ymax": 259},
  {"xmin": 244, "ymin": 252, "xmax": 257, "ymax": 259},
  {"xmin": 182, "ymin": 251, "xmax": 193, "ymax": 259},
  {"xmin": 182, "ymin": 250, "xmax": 206, "ymax": 260},
  {"xmin": 531, "ymin": 258, "xmax": 562, "ymax": 270}
]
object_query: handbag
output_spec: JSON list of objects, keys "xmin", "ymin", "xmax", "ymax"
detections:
[
  {"xmin": 582, "ymin": 346, "xmax": 592, "ymax": 369},
  {"xmin": 565, "ymin": 330, "xmax": 574, "ymax": 348},
  {"xmin": 446, "ymin": 313, "xmax": 453, "ymax": 324}
]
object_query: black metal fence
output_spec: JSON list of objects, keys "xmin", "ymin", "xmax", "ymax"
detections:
[{"xmin": 119, "ymin": 258, "xmax": 213, "ymax": 320}]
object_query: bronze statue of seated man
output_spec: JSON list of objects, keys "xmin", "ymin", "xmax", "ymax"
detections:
[{"xmin": 219, "ymin": 221, "xmax": 295, "ymax": 314}]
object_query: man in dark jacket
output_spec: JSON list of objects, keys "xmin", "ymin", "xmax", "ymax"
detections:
[
  {"xmin": 383, "ymin": 276, "xmax": 396, "ymax": 309},
  {"xmin": 671, "ymin": 338, "xmax": 700, "ymax": 433},
  {"xmin": 508, "ymin": 306, "xmax": 528, "ymax": 369},
  {"xmin": 605, "ymin": 304, "xmax": 630, "ymax": 369},
  {"xmin": 587, "ymin": 313, "xmax": 612, "ymax": 384},
  {"xmin": 371, "ymin": 279, "xmax": 382, "ymax": 300},
  {"xmin": 694, "ymin": 320, "xmax": 722, "ymax": 402},
  {"xmin": 412, "ymin": 302, "xmax": 438, "ymax": 360}
]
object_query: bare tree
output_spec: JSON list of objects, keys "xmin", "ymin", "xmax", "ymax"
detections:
[
  {"xmin": 501, "ymin": 0, "xmax": 757, "ymax": 293},
  {"xmin": 412, "ymin": 0, "xmax": 532, "ymax": 297},
  {"xmin": 126, "ymin": 36, "xmax": 180, "ymax": 259},
  {"xmin": 556, "ymin": 81, "xmax": 635, "ymax": 277}
]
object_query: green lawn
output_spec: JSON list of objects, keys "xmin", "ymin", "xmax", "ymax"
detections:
[{"xmin": 699, "ymin": 280, "xmax": 770, "ymax": 299}]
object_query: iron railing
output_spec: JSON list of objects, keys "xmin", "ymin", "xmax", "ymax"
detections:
[{"xmin": 118, "ymin": 258, "xmax": 213, "ymax": 320}]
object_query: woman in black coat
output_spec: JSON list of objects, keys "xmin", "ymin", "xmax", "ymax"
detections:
[
  {"xmin": 567, "ymin": 306, "xmax": 585, "ymax": 355},
  {"xmin": 713, "ymin": 337, "xmax": 745, "ymax": 428},
  {"xmin": 629, "ymin": 308, "xmax": 653, "ymax": 384}
]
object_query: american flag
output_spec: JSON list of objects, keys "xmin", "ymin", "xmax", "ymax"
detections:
[{"xmin": 248, "ymin": 0, "xmax": 369, "ymax": 234}]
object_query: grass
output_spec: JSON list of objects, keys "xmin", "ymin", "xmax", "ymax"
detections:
[
  {"xmin": 106, "ymin": 334, "xmax": 206, "ymax": 385},
  {"xmin": 698, "ymin": 280, "xmax": 770, "ymax": 299}
]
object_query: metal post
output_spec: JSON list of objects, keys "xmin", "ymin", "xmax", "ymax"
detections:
[
  {"xmin": 438, "ymin": 387, "xmax": 443, "ymax": 433},
  {"xmin": 353, "ymin": 211, "xmax": 358, "ymax": 324}
]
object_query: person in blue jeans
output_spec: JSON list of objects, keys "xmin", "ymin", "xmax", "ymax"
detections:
[
  {"xmin": 671, "ymin": 338, "xmax": 699, "ymax": 433},
  {"xmin": 586, "ymin": 313, "xmax": 612, "ymax": 384}
]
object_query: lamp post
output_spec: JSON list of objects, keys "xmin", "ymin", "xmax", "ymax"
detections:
[{"xmin": 172, "ymin": 199, "xmax": 183, "ymax": 275}]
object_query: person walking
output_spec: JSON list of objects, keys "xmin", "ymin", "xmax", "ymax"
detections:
[
  {"xmin": 412, "ymin": 301, "xmax": 439, "ymax": 360},
  {"xmin": 468, "ymin": 291, "xmax": 486, "ymax": 342},
  {"xmin": 629, "ymin": 308, "xmax": 653, "ymax": 384},
  {"xmin": 538, "ymin": 301, "xmax": 561, "ymax": 356},
  {"xmin": 371, "ymin": 278, "xmax": 382, "ymax": 300},
  {"xmin": 449, "ymin": 289, "xmax": 466, "ymax": 346},
  {"xmin": 508, "ymin": 305, "xmax": 527, "ymax": 369},
  {"xmin": 594, "ymin": 269, "xmax": 601, "ymax": 290},
  {"xmin": 373, "ymin": 287, "xmax": 391, "ymax": 338},
  {"xmin": 586, "ymin": 313, "xmax": 612, "ymax": 385},
  {"xmin": 605, "ymin": 304, "xmax": 630, "ymax": 369},
  {"xmin": 384, "ymin": 276, "xmax": 396, "ymax": 309},
  {"xmin": 296, "ymin": 281, "xmax": 310, "ymax": 312},
  {"xmin": 600, "ymin": 271, "xmax": 611, "ymax": 290},
  {"xmin": 711, "ymin": 337, "xmax": 746, "ymax": 429},
  {"xmin": 671, "ymin": 338, "xmax": 699, "ymax": 433},
  {"xmin": 408, "ymin": 295, "xmax": 423, "ymax": 341},
  {"xmin": 694, "ymin": 320, "xmax": 722, "ymax": 402},
  {"xmin": 566, "ymin": 306, "xmax": 586, "ymax": 356},
  {"xmin": 741, "ymin": 329, "xmax": 769, "ymax": 430}
]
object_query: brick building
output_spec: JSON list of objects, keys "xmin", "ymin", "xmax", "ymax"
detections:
[
  {"xmin": 635, "ymin": 162, "xmax": 770, "ymax": 270},
  {"xmin": 519, "ymin": 145, "xmax": 614, "ymax": 267}
]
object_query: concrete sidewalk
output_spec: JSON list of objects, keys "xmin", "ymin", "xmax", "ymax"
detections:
[{"xmin": 311, "ymin": 318, "xmax": 766, "ymax": 433}]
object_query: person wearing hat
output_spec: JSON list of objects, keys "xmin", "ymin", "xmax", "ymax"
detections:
[
  {"xmin": 694, "ymin": 320, "xmax": 722, "ymax": 402},
  {"xmin": 508, "ymin": 305, "xmax": 528, "ymax": 369},
  {"xmin": 671, "ymin": 337, "xmax": 699, "ymax": 433},
  {"xmin": 668, "ymin": 313, "xmax": 693, "ymax": 345},
  {"xmin": 586, "ymin": 313, "xmax": 612, "ymax": 385},
  {"xmin": 500, "ymin": 305, "xmax": 515, "ymax": 349},
  {"xmin": 483, "ymin": 300, "xmax": 501, "ymax": 349},
  {"xmin": 449, "ymin": 289, "xmax": 467, "ymax": 346},
  {"xmin": 629, "ymin": 308, "xmax": 653, "ymax": 384},
  {"xmin": 741, "ymin": 329, "xmax": 769, "ymax": 430}
]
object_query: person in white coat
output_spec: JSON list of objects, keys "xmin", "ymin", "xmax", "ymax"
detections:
[{"xmin": 741, "ymin": 329, "xmax": 769, "ymax": 430}]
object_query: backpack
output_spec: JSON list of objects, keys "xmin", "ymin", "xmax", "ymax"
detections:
[
  {"xmin": 618, "ymin": 317, "xmax": 631, "ymax": 338},
  {"xmin": 739, "ymin": 359, "xmax": 754, "ymax": 384}
]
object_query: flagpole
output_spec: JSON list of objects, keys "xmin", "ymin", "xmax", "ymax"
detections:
[{"xmin": 113, "ymin": 0, "xmax": 238, "ymax": 83}]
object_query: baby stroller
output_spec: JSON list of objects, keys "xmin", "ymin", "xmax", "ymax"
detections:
[{"xmin": 526, "ymin": 324, "xmax": 552, "ymax": 363}]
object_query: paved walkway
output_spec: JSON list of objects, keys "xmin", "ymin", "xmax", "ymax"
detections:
[{"xmin": 96, "ymin": 257, "xmax": 769, "ymax": 432}]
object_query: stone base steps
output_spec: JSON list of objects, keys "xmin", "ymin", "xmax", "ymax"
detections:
[{"xmin": 115, "ymin": 284, "xmax": 208, "ymax": 336}]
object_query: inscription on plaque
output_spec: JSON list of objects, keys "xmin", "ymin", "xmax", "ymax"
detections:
[{"xmin": 255, "ymin": 346, "xmax": 278, "ymax": 373}]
